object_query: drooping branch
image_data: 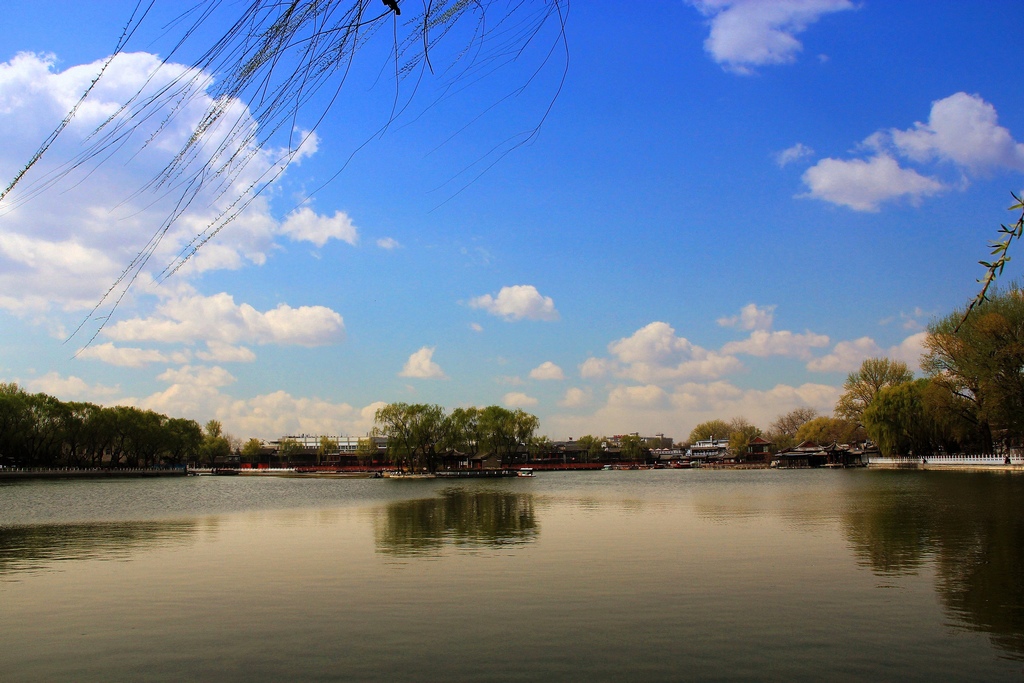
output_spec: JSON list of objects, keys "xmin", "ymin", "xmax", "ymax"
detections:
[
  {"xmin": 1, "ymin": 0, "xmax": 570, "ymax": 344},
  {"xmin": 957, "ymin": 192, "xmax": 1024, "ymax": 332}
]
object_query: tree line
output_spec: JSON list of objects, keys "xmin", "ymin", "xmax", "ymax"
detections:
[
  {"xmin": 0, "ymin": 383, "xmax": 233, "ymax": 468},
  {"xmin": 372, "ymin": 403, "xmax": 539, "ymax": 473},
  {"xmin": 683, "ymin": 286, "xmax": 1024, "ymax": 459}
]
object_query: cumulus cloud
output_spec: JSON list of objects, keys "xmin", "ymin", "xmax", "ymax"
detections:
[
  {"xmin": 280, "ymin": 207, "xmax": 358, "ymax": 247},
  {"xmin": 608, "ymin": 384, "xmax": 671, "ymax": 410},
  {"xmin": 130, "ymin": 369, "xmax": 384, "ymax": 439},
  {"xmin": 717, "ymin": 303, "xmax": 776, "ymax": 331},
  {"xmin": 559, "ymin": 387, "xmax": 591, "ymax": 408},
  {"xmin": 887, "ymin": 332, "xmax": 928, "ymax": 369},
  {"xmin": 25, "ymin": 372, "xmax": 118, "ymax": 400},
  {"xmin": 801, "ymin": 93, "xmax": 1023, "ymax": 211},
  {"xmin": 77, "ymin": 342, "xmax": 177, "ymax": 368},
  {"xmin": 468, "ymin": 285, "xmax": 559, "ymax": 322},
  {"xmin": 547, "ymin": 379, "xmax": 841, "ymax": 444},
  {"xmin": 890, "ymin": 92, "xmax": 1024, "ymax": 173},
  {"xmin": 689, "ymin": 0, "xmax": 855, "ymax": 73},
  {"xmin": 721, "ymin": 329, "xmax": 830, "ymax": 359},
  {"xmin": 503, "ymin": 392, "xmax": 539, "ymax": 408},
  {"xmin": 399, "ymin": 346, "xmax": 447, "ymax": 379},
  {"xmin": 802, "ymin": 154, "xmax": 944, "ymax": 211},
  {"xmin": 195, "ymin": 341, "xmax": 257, "ymax": 363},
  {"xmin": 776, "ymin": 142, "xmax": 815, "ymax": 167},
  {"xmin": 0, "ymin": 51, "xmax": 335, "ymax": 316},
  {"xmin": 805, "ymin": 333, "xmax": 925, "ymax": 374},
  {"xmin": 104, "ymin": 292, "xmax": 344, "ymax": 347},
  {"xmin": 529, "ymin": 361, "xmax": 565, "ymax": 381},
  {"xmin": 805, "ymin": 336, "xmax": 882, "ymax": 373},
  {"xmin": 585, "ymin": 322, "xmax": 743, "ymax": 383}
]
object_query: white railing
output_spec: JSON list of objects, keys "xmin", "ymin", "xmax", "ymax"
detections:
[{"xmin": 867, "ymin": 453, "xmax": 1023, "ymax": 466}]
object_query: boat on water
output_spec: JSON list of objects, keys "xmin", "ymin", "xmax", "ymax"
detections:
[{"xmin": 517, "ymin": 468, "xmax": 534, "ymax": 477}]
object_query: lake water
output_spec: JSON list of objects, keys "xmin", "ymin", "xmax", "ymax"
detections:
[{"xmin": 2, "ymin": 469, "xmax": 1023, "ymax": 681}]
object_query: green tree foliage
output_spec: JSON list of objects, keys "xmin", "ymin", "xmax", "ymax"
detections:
[
  {"xmin": 688, "ymin": 419, "xmax": 732, "ymax": 444},
  {"xmin": 0, "ymin": 383, "xmax": 204, "ymax": 468},
  {"xmin": 726, "ymin": 418, "xmax": 762, "ymax": 459},
  {"xmin": 575, "ymin": 435, "xmax": 606, "ymax": 463},
  {"xmin": 835, "ymin": 358, "xmax": 914, "ymax": 425},
  {"xmin": 241, "ymin": 437, "xmax": 265, "ymax": 464},
  {"xmin": 373, "ymin": 403, "xmax": 447, "ymax": 472},
  {"xmin": 200, "ymin": 419, "xmax": 233, "ymax": 466},
  {"xmin": 923, "ymin": 285, "xmax": 1024, "ymax": 451},
  {"xmin": 861, "ymin": 379, "xmax": 949, "ymax": 456},
  {"xmin": 276, "ymin": 437, "xmax": 303, "ymax": 466},
  {"xmin": 618, "ymin": 434, "xmax": 645, "ymax": 462},
  {"xmin": 356, "ymin": 437, "xmax": 378, "ymax": 466},
  {"xmin": 478, "ymin": 406, "xmax": 539, "ymax": 466},
  {"xmin": 317, "ymin": 436, "xmax": 339, "ymax": 465},
  {"xmin": 443, "ymin": 406, "xmax": 482, "ymax": 457},
  {"xmin": 374, "ymin": 403, "xmax": 540, "ymax": 470},
  {"xmin": 794, "ymin": 416, "xmax": 860, "ymax": 446}
]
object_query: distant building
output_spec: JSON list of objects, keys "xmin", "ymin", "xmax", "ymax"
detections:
[
  {"xmin": 688, "ymin": 438, "xmax": 729, "ymax": 461},
  {"xmin": 745, "ymin": 436, "xmax": 774, "ymax": 462}
]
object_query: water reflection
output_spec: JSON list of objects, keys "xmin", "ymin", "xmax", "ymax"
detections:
[
  {"xmin": 0, "ymin": 519, "xmax": 200, "ymax": 578},
  {"xmin": 374, "ymin": 488, "xmax": 538, "ymax": 555},
  {"xmin": 842, "ymin": 472, "xmax": 1024, "ymax": 659}
]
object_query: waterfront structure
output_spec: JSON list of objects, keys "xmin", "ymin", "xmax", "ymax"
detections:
[{"xmin": 688, "ymin": 438, "xmax": 730, "ymax": 462}]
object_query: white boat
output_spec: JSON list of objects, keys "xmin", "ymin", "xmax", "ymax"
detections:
[{"xmin": 517, "ymin": 468, "xmax": 534, "ymax": 477}]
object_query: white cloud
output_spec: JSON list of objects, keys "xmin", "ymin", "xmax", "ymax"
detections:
[
  {"xmin": 469, "ymin": 322, "xmax": 484, "ymax": 333},
  {"xmin": 547, "ymin": 379, "xmax": 841, "ymax": 444},
  {"xmin": 503, "ymin": 392, "xmax": 539, "ymax": 408},
  {"xmin": 25, "ymin": 372, "xmax": 118, "ymax": 400},
  {"xmin": 806, "ymin": 336, "xmax": 883, "ymax": 373},
  {"xmin": 77, "ymin": 342, "xmax": 175, "ymax": 368},
  {"xmin": 376, "ymin": 237, "xmax": 400, "ymax": 250},
  {"xmin": 801, "ymin": 154, "xmax": 944, "ymax": 212},
  {"xmin": 468, "ymin": 285, "xmax": 559, "ymax": 322},
  {"xmin": 721, "ymin": 329, "xmax": 830, "ymax": 359},
  {"xmin": 0, "ymin": 51, "xmax": 329, "ymax": 316},
  {"xmin": 529, "ymin": 361, "xmax": 565, "ymax": 381},
  {"xmin": 279, "ymin": 207, "xmax": 358, "ymax": 247},
  {"xmin": 399, "ymin": 346, "xmax": 447, "ymax": 379},
  {"xmin": 800, "ymin": 93, "xmax": 1023, "ymax": 211},
  {"xmin": 157, "ymin": 365, "xmax": 237, "ymax": 389},
  {"xmin": 130, "ymin": 371, "xmax": 384, "ymax": 439},
  {"xmin": 776, "ymin": 142, "xmax": 814, "ymax": 167},
  {"xmin": 887, "ymin": 332, "xmax": 927, "ymax": 370},
  {"xmin": 806, "ymin": 332, "xmax": 927, "ymax": 374},
  {"xmin": 559, "ymin": 387, "xmax": 590, "ymax": 408},
  {"xmin": 717, "ymin": 303, "xmax": 776, "ymax": 330},
  {"xmin": 196, "ymin": 341, "xmax": 257, "ymax": 363},
  {"xmin": 602, "ymin": 321, "xmax": 744, "ymax": 383},
  {"xmin": 690, "ymin": 0, "xmax": 855, "ymax": 73},
  {"xmin": 104, "ymin": 292, "xmax": 344, "ymax": 347},
  {"xmin": 608, "ymin": 384, "xmax": 671, "ymax": 410},
  {"xmin": 580, "ymin": 357, "xmax": 613, "ymax": 379},
  {"xmin": 890, "ymin": 92, "xmax": 1024, "ymax": 173}
]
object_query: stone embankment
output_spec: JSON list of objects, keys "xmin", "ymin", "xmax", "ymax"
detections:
[{"xmin": 0, "ymin": 467, "xmax": 187, "ymax": 480}]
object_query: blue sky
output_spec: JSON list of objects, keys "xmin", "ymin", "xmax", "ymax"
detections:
[{"xmin": 1, "ymin": 1, "xmax": 1022, "ymax": 442}]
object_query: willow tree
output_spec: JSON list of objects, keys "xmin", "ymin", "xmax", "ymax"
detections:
[
  {"xmin": 924, "ymin": 284, "xmax": 1024, "ymax": 451},
  {"xmin": 2, "ymin": 0, "xmax": 569, "ymax": 341},
  {"xmin": 834, "ymin": 358, "xmax": 914, "ymax": 427}
]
